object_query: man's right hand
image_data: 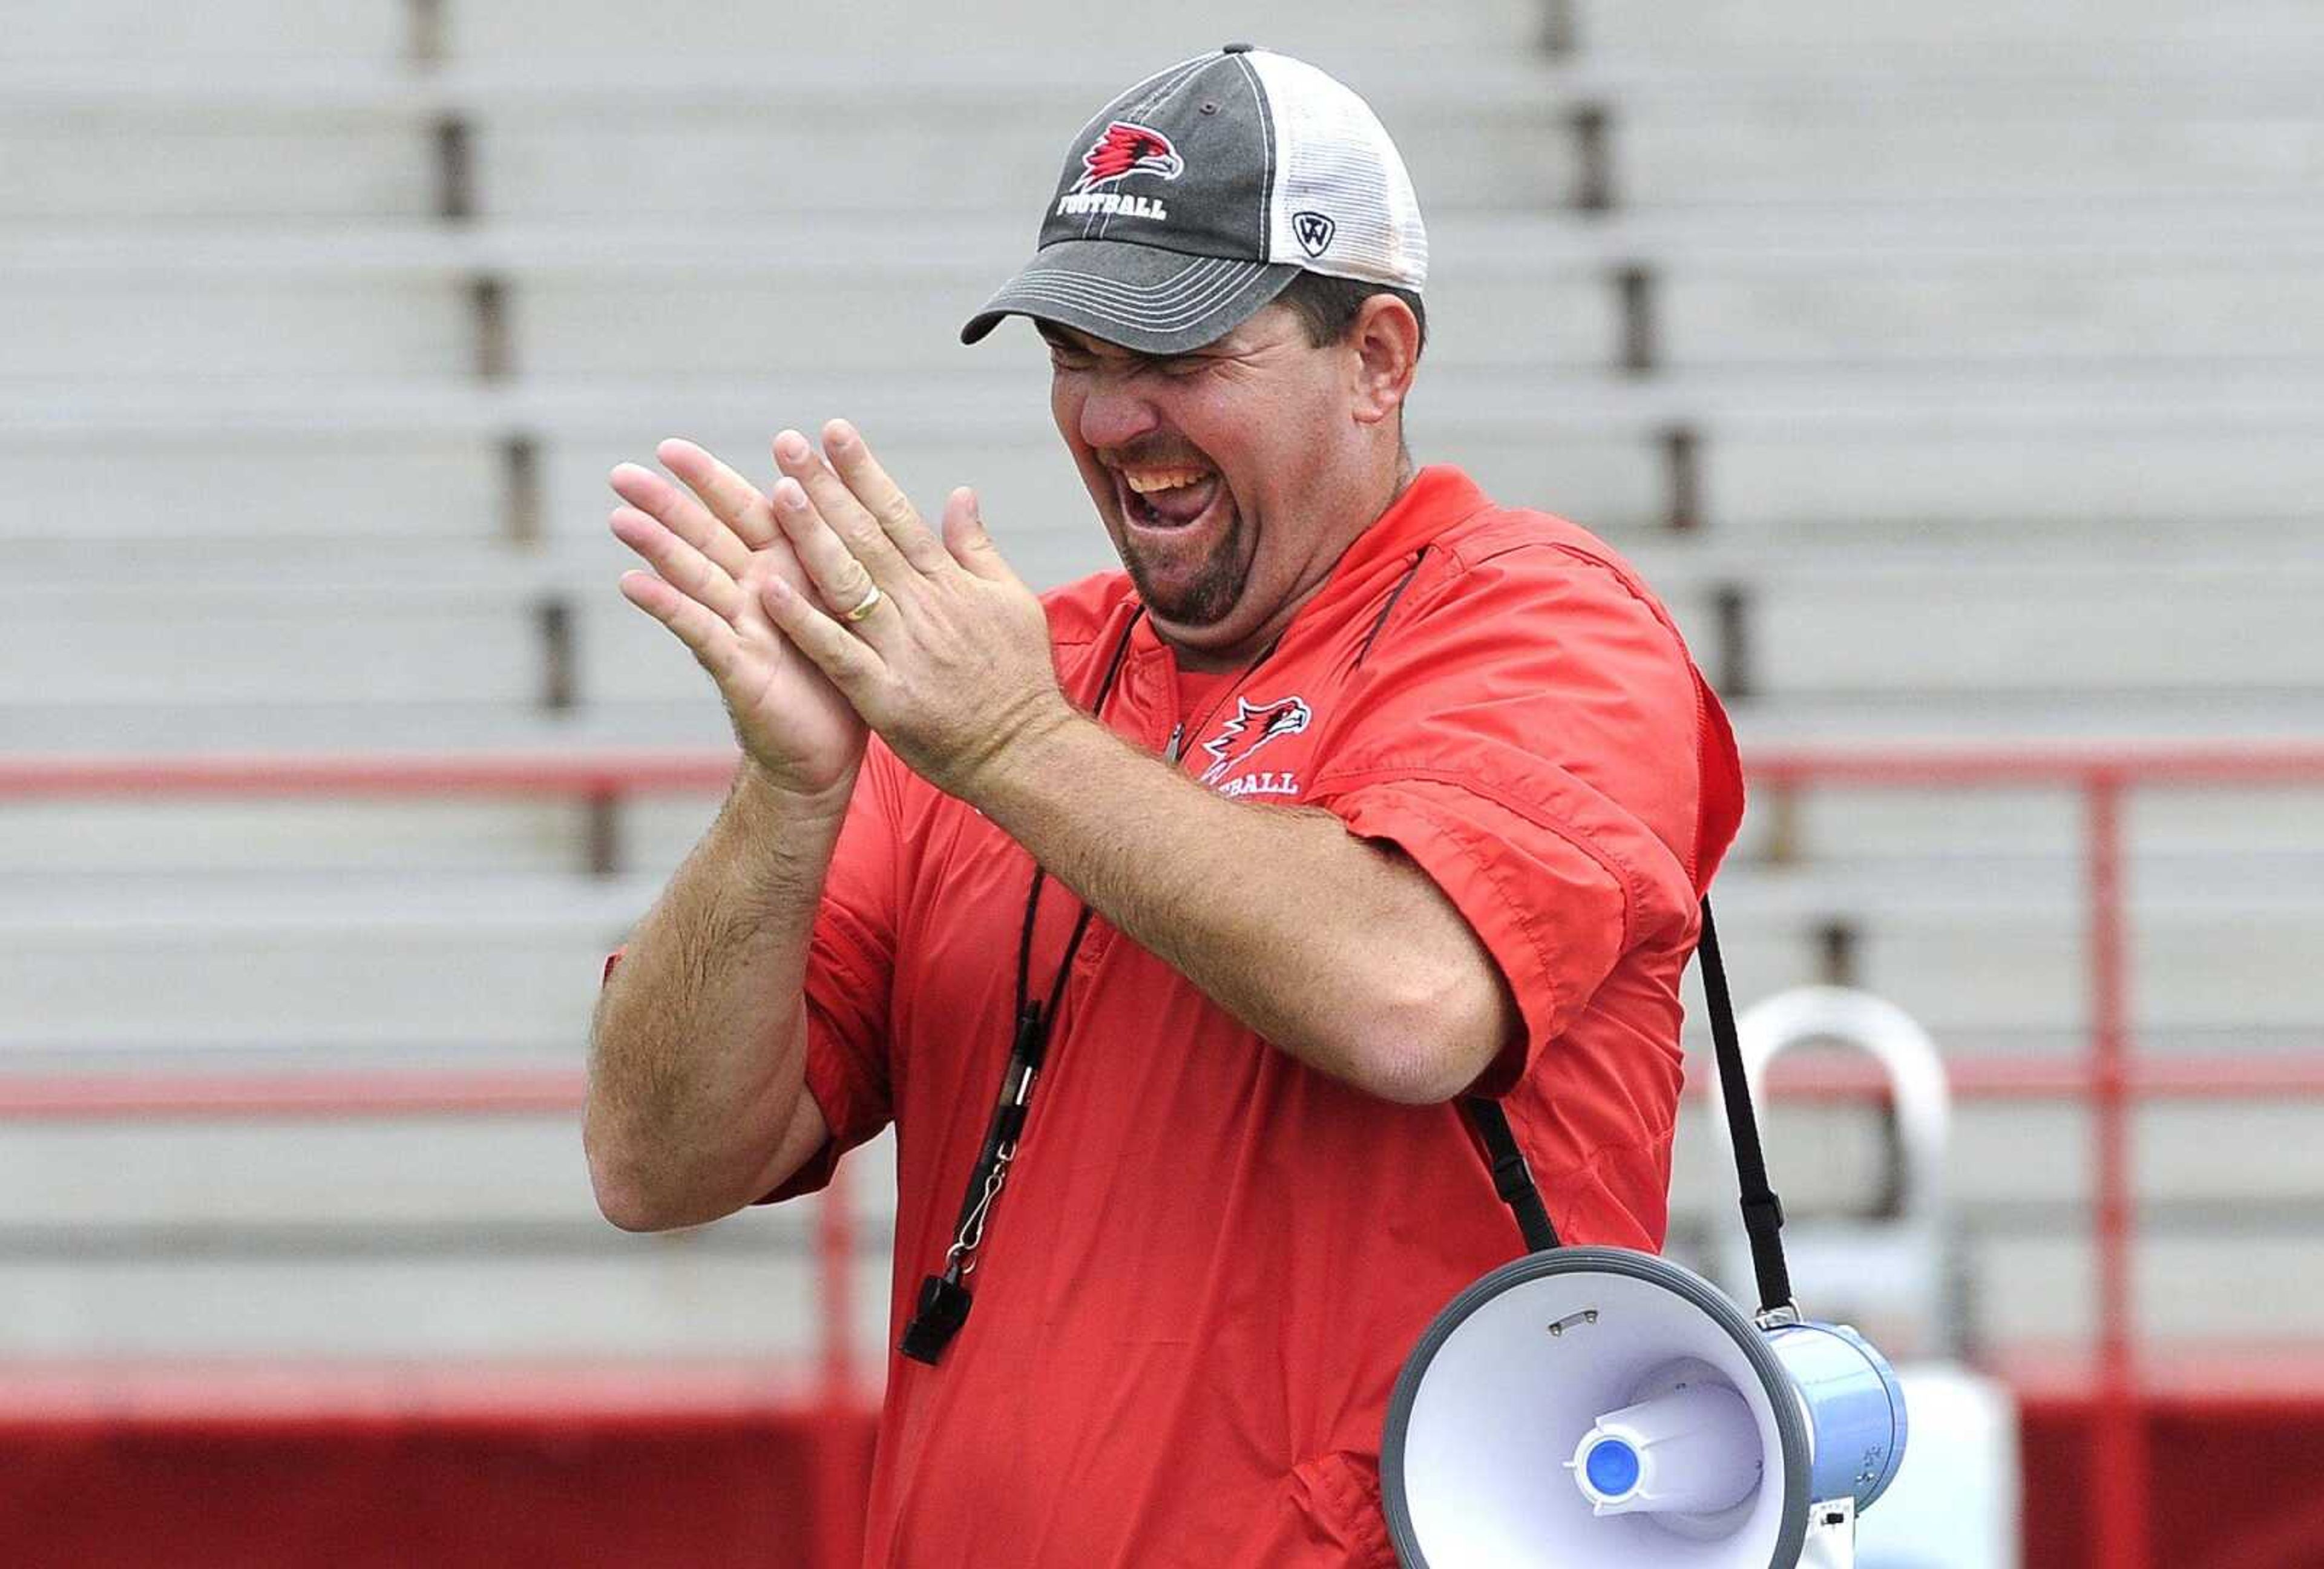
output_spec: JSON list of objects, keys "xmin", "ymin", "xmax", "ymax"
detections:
[{"xmin": 609, "ymin": 436, "xmax": 868, "ymax": 801}]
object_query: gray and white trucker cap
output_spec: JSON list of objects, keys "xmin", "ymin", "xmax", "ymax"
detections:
[{"xmin": 961, "ymin": 44, "xmax": 1428, "ymax": 355}]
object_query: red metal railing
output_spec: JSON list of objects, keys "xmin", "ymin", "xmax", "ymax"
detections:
[
  {"xmin": 5, "ymin": 744, "xmax": 2324, "ymax": 1568},
  {"xmin": 1749, "ymin": 743, "xmax": 2324, "ymax": 1569}
]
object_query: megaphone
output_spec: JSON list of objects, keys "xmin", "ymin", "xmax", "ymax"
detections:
[
  {"xmin": 1381, "ymin": 1247, "xmax": 1905, "ymax": 1567},
  {"xmin": 1380, "ymin": 901, "xmax": 1909, "ymax": 1567}
]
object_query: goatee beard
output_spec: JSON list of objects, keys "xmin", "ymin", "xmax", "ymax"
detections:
[{"xmin": 1122, "ymin": 507, "xmax": 1248, "ymax": 627}]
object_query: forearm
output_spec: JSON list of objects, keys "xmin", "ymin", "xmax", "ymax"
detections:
[
  {"xmin": 584, "ymin": 761, "xmax": 852, "ymax": 1228},
  {"xmin": 970, "ymin": 711, "xmax": 1512, "ymax": 1103}
]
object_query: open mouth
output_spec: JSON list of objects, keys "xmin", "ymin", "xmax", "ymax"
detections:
[{"xmin": 1115, "ymin": 464, "xmax": 1223, "ymax": 531}]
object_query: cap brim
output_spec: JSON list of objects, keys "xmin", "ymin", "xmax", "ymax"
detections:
[{"xmin": 961, "ymin": 240, "xmax": 1301, "ymax": 355}]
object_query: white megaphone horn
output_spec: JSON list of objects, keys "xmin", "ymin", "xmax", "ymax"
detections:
[{"xmin": 1380, "ymin": 900, "xmax": 1909, "ymax": 1568}]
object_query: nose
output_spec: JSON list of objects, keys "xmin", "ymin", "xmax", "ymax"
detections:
[{"xmin": 1076, "ymin": 379, "xmax": 1161, "ymax": 453}]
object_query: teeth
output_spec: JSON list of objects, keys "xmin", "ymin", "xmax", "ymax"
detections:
[{"xmin": 1123, "ymin": 467, "xmax": 1212, "ymax": 495}]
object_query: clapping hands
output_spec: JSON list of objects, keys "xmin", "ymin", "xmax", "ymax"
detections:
[{"xmin": 611, "ymin": 423, "xmax": 1066, "ymax": 805}]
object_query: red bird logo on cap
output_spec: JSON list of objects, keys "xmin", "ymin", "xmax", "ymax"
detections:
[{"xmin": 1072, "ymin": 121, "xmax": 1186, "ymax": 193}]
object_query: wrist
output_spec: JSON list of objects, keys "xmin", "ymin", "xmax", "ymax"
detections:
[
  {"xmin": 730, "ymin": 754, "xmax": 858, "ymax": 836},
  {"xmin": 947, "ymin": 689, "xmax": 1085, "ymax": 813},
  {"xmin": 712, "ymin": 758, "xmax": 858, "ymax": 918}
]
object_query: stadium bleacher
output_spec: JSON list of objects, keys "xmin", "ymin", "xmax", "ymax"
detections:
[{"xmin": 4, "ymin": 0, "xmax": 2321, "ymax": 1462}]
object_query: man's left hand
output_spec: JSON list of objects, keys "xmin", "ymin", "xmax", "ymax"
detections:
[{"xmin": 755, "ymin": 419, "xmax": 1072, "ymax": 802}]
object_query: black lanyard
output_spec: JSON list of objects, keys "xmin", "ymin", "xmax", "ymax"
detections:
[{"xmin": 898, "ymin": 608, "xmax": 1144, "ymax": 1364}]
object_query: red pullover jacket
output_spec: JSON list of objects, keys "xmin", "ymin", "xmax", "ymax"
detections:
[{"xmin": 689, "ymin": 466, "xmax": 1742, "ymax": 1565}]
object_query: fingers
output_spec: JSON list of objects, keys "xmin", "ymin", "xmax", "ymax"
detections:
[
  {"xmin": 821, "ymin": 419, "xmax": 954, "ymax": 574},
  {"xmin": 759, "ymin": 572, "xmax": 882, "ymax": 694},
  {"xmin": 618, "ymin": 570, "xmax": 746, "ymax": 686},
  {"xmin": 770, "ymin": 476, "xmax": 888, "ymax": 627},
  {"xmin": 940, "ymin": 487, "xmax": 1019, "ymax": 585},
  {"xmin": 657, "ymin": 439, "xmax": 784, "ymax": 552},
  {"xmin": 609, "ymin": 506, "xmax": 747, "ymax": 621},
  {"xmin": 773, "ymin": 429, "xmax": 910, "ymax": 584},
  {"xmin": 609, "ymin": 459, "xmax": 753, "ymax": 581}
]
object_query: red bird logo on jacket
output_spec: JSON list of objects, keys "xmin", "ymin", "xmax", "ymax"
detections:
[
  {"xmin": 1073, "ymin": 121, "xmax": 1186, "ymax": 192},
  {"xmin": 1199, "ymin": 696, "xmax": 1313, "ymax": 785}
]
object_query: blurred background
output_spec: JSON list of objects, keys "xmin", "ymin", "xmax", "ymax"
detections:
[{"xmin": 3, "ymin": 1, "xmax": 2321, "ymax": 1564}]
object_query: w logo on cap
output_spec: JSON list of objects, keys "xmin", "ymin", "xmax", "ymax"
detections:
[
  {"xmin": 1072, "ymin": 121, "xmax": 1186, "ymax": 192},
  {"xmin": 1292, "ymin": 210, "xmax": 1336, "ymax": 257}
]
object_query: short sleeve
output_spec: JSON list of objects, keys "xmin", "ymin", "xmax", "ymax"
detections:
[
  {"xmin": 758, "ymin": 745, "xmax": 907, "ymax": 1201},
  {"xmin": 1305, "ymin": 544, "xmax": 1709, "ymax": 1095}
]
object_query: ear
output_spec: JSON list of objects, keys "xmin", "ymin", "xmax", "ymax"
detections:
[{"xmin": 1347, "ymin": 293, "xmax": 1422, "ymax": 430}]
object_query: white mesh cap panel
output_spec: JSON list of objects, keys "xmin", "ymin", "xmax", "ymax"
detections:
[{"xmin": 1244, "ymin": 50, "xmax": 1428, "ymax": 292}]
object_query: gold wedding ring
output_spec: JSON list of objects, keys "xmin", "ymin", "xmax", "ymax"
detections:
[{"xmin": 841, "ymin": 582, "xmax": 885, "ymax": 623}]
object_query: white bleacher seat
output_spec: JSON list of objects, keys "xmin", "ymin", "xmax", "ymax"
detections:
[
  {"xmin": 1658, "ymin": 251, "xmax": 2324, "ymax": 368},
  {"xmin": 1607, "ymin": 70, "xmax": 2324, "ymax": 206},
  {"xmin": 1693, "ymin": 865, "xmax": 2324, "ymax": 1040},
  {"xmin": 0, "ymin": 799, "xmax": 617, "ymax": 879},
  {"xmin": 0, "ymin": 64, "xmax": 1595, "ymax": 222},
  {"xmin": 0, "ymin": 75, "xmax": 441, "ymax": 223},
  {"xmin": 13, "ymin": 1102, "xmax": 2324, "ymax": 1356},
  {"xmin": 22, "ymin": 214, "xmax": 2324, "ymax": 387},
  {"xmin": 1727, "ymin": 787, "xmax": 2078, "ymax": 865},
  {"xmin": 0, "ymin": 696, "xmax": 737, "ymax": 754},
  {"xmin": 0, "ymin": 1120, "xmax": 614, "ymax": 1228},
  {"xmin": 520, "ymin": 384, "xmax": 1665, "ymax": 565},
  {"xmin": 1735, "ymin": 784, "xmax": 2324, "ymax": 876},
  {"xmin": 10, "ymin": 776, "xmax": 2317, "ymax": 895},
  {"xmin": 1669, "ymin": 1093, "xmax": 2083, "ymax": 1227},
  {"xmin": 0, "ymin": 216, "xmax": 1617, "ymax": 382},
  {"xmin": 5, "ymin": 859, "xmax": 2317, "ymax": 1054},
  {"xmin": 0, "ymin": 879, "xmax": 636, "ymax": 1052},
  {"xmin": 4, "ymin": 1, "xmax": 405, "ymax": 61},
  {"xmin": 444, "ymin": 0, "xmax": 1552, "ymax": 64},
  {"xmin": 467, "ymin": 65, "xmax": 1589, "ymax": 217},
  {"xmin": 1575, "ymin": 0, "xmax": 2324, "ymax": 59},
  {"xmin": 1, "ymin": 274, "xmax": 471, "ymax": 381},
  {"xmin": 1687, "ymin": 392, "xmax": 2324, "ymax": 539},
  {"xmin": 1640, "ymin": 548, "xmax": 2324, "ymax": 694},
  {"xmin": 14, "ymin": 541, "xmax": 2308, "ymax": 723},
  {"xmin": 1723, "ymin": 693, "xmax": 2324, "ymax": 749},
  {"xmin": 0, "ymin": 1202, "xmax": 2316, "ymax": 1358},
  {"xmin": 1963, "ymin": 1231, "xmax": 2324, "ymax": 1346},
  {"xmin": 1670, "ymin": 1099, "xmax": 2324, "ymax": 1346},
  {"xmin": 0, "ymin": 1246, "xmax": 834, "ymax": 1359},
  {"xmin": 4, "ymin": 579, "xmax": 551, "ymax": 708},
  {"xmin": 0, "ymin": 1091, "xmax": 902, "ymax": 1240},
  {"xmin": 0, "ymin": 429, "xmax": 504, "ymax": 550},
  {"xmin": 513, "ymin": 243, "xmax": 1615, "ymax": 378},
  {"xmin": 0, "ymin": 1114, "xmax": 891, "ymax": 1359},
  {"xmin": 0, "ymin": 1142, "xmax": 890, "ymax": 1360},
  {"xmin": 2130, "ymin": 786, "xmax": 2324, "ymax": 858},
  {"xmin": 13, "ymin": 368, "xmax": 2320, "ymax": 556}
]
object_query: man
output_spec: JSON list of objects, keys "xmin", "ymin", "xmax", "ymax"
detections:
[{"xmin": 588, "ymin": 45, "xmax": 1744, "ymax": 1567}]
